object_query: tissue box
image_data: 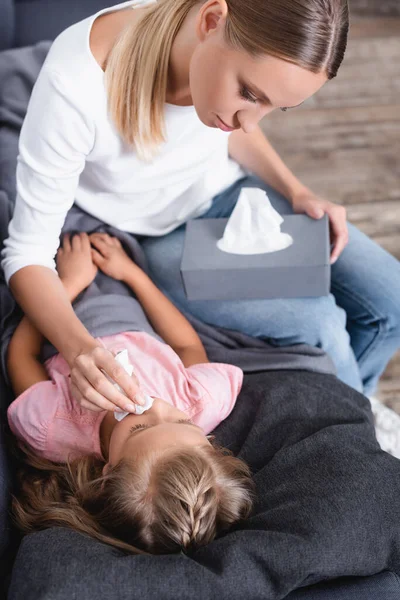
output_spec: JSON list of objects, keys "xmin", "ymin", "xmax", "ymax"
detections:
[{"xmin": 180, "ymin": 214, "xmax": 330, "ymax": 301}]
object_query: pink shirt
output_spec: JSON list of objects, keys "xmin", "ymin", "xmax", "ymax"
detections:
[{"xmin": 7, "ymin": 331, "xmax": 243, "ymax": 463}]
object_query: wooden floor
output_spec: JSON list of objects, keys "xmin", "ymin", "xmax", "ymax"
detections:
[{"xmin": 260, "ymin": 15, "xmax": 400, "ymax": 411}]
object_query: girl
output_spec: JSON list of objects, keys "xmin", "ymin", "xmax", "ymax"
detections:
[
  {"xmin": 7, "ymin": 232, "xmax": 254, "ymax": 554},
  {"xmin": 2, "ymin": 0, "xmax": 400, "ymax": 414}
]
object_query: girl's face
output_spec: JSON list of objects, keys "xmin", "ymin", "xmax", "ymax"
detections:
[
  {"xmin": 188, "ymin": 0, "xmax": 328, "ymax": 133},
  {"xmin": 105, "ymin": 398, "xmax": 210, "ymax": 471}
]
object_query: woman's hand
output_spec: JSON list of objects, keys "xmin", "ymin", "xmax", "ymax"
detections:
[
  {"xmin": 57, "ymin": 232, "xmax": 98, "ymax": 298},
  {"xmin": 90, "ymin": 233, "xmax": 141, "ymax": 281},
  {"xmin": 291, "ymin": 188, "xmax": 349, "ymax": 264},
  {"xmin": 57, "ymin": 232, "xmax": 145, "ymax": 413},
  {"xmin": 69, "ymin": 342, "xmax": 146, "ymax": 413}
]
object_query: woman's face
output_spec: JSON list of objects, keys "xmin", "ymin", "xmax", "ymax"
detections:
[
  {"xmin": 105, "ymin": 398, "xmax": 210, "ymax": 471},
  {"xmin": 188, "ymin": 0, "xmax": 328, "ymax": 133}
]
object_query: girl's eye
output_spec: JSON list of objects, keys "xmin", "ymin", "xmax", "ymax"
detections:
[
  {"xmin": 239, "ymin": 86, "xmax": 258, "ymax": 104},
  {"xmin": 129, "ymin": 419, "xmax": 191, "ymax": 434},
  {"xmin": 129, "ymin": 424, "xmax": 149, "ymax": 434}
]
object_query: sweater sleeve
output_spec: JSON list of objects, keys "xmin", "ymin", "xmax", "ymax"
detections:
[{"xmin": 1, "ymin": 68, "xmax": 95, "ymax": 284}]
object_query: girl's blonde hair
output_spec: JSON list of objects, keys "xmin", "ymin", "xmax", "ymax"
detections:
[
  {"xmin": 105, "ymin": 0, "xmax": 349, "ymax": 161},
  {"xmin": 12, "ymin": 438, "xmax": 255, "ymax": 554}
]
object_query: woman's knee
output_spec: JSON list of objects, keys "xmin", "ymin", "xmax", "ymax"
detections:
[
  {"xmin": 319, "ymin": 316, "xmax": 353, "ymax": 366},
  {"xmin": 298, "ymin": 296, "xmax": 351, "ymax": 360},
  {"xmin": 383, "ymin": 264, "xmax": 400, "ymax": 338},
  {"xmin": 336, "ymin": 223, "xmax": 400, "ymax": 337}
]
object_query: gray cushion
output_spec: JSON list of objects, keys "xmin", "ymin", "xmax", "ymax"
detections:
[{"xmin": 8, "ymin": 371, "xmax": 400, "ymax": 599}]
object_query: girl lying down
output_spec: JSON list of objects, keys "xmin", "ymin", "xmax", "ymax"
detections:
[{"xmin": 7, "ymin": 232, "xmax": 254, "ymax": 554}]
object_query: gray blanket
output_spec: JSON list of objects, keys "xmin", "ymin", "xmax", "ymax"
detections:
[{"xmin": 0, "ymin": 41, "xmax": 335, "ymax": 381}]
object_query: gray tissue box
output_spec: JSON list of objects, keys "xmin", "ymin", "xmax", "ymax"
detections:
[{"xmin": 180, "ymin": 214, "xmax": 331, "ymax": 301}]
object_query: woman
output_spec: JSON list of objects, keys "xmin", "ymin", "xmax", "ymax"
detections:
[{"xmin": 2, "ymin": 0, "xmax": 400, "ymax": 414}]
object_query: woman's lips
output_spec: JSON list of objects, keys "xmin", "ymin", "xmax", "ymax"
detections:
[{"xmin": 216, "ymin": 115, "xmax": 236, "ymax": 132}]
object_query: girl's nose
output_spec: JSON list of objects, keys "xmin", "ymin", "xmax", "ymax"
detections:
[{"xmin": 150, "ymin": 397, "xmax": 170, "ymax": 418}]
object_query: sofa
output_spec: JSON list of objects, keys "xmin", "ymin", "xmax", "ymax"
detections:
[{"xmin": 1, "ymin": 2, "xmax": 400, "ymax": 599}]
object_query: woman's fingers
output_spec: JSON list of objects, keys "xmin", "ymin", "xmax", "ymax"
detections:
[
  {"xmin": 96, "ymin": 351, "xmax": 144, "ymax": 406},
  {"xmin": 70, "ymin": 370, "xmax": 123, "ymax": 412},
  {"xmin": 328, "ymin": 206, "xmax": 348, "ymax": 264},
  {"xmin": 73, "ymin": 348, "xmax": 143, "ymax": 412},
  {"xmin": 70, "ymin": 379, "xmax": 109, "ymax": 412}
]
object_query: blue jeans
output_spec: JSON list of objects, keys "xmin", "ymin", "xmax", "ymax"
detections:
[{"xmin": 141, "ymin": 175, "xmax": 400, "ymax": 395}]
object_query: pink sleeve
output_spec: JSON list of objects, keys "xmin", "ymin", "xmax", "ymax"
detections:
[
  {"xmin": 185, "ymin": 363, "xmax": 243, "ymax": 433},
  {"xmin": 7, "ymin": 381, "xmax": 58, "ymax": 457},
  {"xmin": 7, "ymin": 372, "xmax": 104, "ymax": 463}
]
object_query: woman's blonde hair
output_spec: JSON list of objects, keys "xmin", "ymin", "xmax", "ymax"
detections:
[
  {"xmin": 12, "ymin": 438, "xmax": 255, "ymax": 554},
  {"xmin": 105, "ymin": 0, "xmax": 349, "ymax": 161}
]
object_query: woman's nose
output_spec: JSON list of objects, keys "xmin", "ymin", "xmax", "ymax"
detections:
[
  {"xmin": 237, "ymin": 106, "xmax": 272, "ymax": 133},
  {"xmin": 239, "ymin": 119, "xmax": 258, "ymax": 134}
]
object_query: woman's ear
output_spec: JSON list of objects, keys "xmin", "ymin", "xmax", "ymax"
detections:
[{"xmin": 197, "ymin": 0, "xmax": 228, "ymax": 40}]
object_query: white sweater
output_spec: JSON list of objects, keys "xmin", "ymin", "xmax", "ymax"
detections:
[{"xmin": 1, "ymin": 0, "xmax": 245, "ymax": 284}]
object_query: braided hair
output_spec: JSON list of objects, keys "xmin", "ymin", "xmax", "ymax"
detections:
[{"xmin": 12, "ymin": 437, "xmax": 255, "ymax": 554}]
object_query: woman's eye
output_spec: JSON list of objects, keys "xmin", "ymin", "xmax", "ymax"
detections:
[{"xmin": 239, "ymin": 86, "xmax": 258, "ymax": 104}]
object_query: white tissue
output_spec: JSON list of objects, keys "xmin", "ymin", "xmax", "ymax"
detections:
[
  {"xmin": 217, "ymin": 187, "xmax": 293, "ymax": 255},
  {"xmin": 113, "ymin": 349, "xmax": 154, "ymax": 421}
]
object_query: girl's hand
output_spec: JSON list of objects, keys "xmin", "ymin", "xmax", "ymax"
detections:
[
  {"xmin": 291, "ymin": 189, "xmax": 349, "ymax": 264},
  {"xmin": 69, "ymin": 342, "xmax": 146, "ymax": 413},
  {"xmin": 57, "ymin": 233, "xmax": 98, "ymax": 297},
  {"xmin": 90, "ymin": 233, "xmax": 140, "ymax": 281}
]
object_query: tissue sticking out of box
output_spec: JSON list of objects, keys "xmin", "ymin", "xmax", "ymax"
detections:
[
  {"xmin": 217, "ymin": 187, "xmax": 293, "ymax": 255},
  {"xmin": 113, "ymin": 349, "xmax": 154, "ymax": 421}
]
